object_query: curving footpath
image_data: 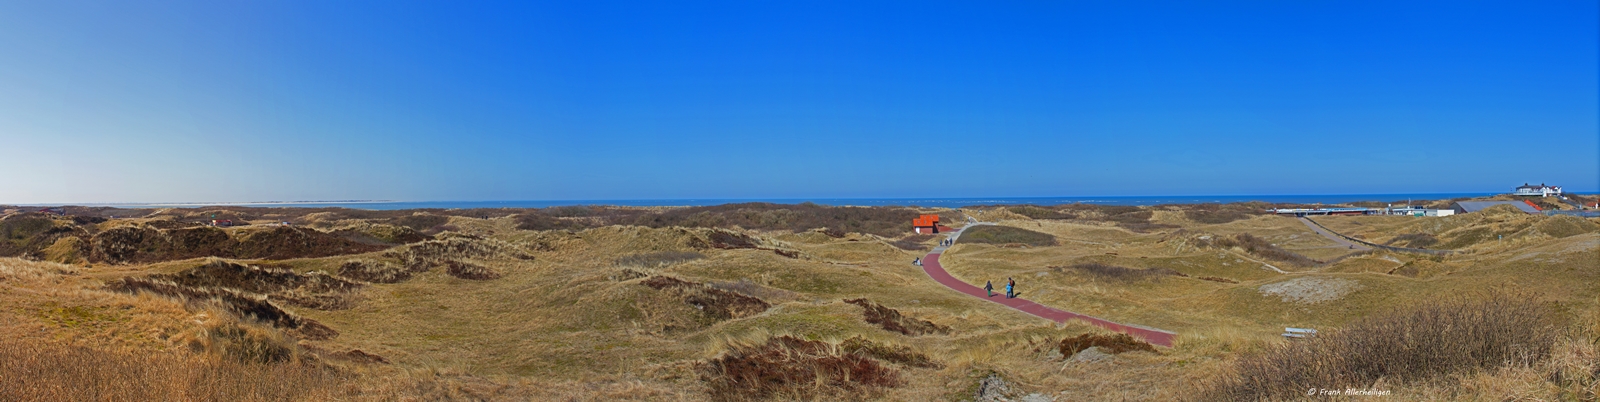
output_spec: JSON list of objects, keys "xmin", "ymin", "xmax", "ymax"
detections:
[
  {"xmin": 1296, "ymin": 217, "xmax": 1371, "ymax": 251},
  {"xmin": 921, "ymin": 224, "xmax": 1177, "ymax": 347}
]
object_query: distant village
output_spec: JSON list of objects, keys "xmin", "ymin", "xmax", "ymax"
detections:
[{"xmin": 1271, "ymin": 183, "xmax": 1598, "ymax": 218}]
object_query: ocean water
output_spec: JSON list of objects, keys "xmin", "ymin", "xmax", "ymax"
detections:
[{"xmin": 67, "ymin": 193, "xmax": 1501, "ymax": 210}]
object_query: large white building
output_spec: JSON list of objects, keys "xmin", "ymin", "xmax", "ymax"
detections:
[{"xmin": 1513, "ymin": 183, "xmax": 1562, "ymax": 197}]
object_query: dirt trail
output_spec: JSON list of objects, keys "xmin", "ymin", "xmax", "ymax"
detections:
[{"xmin": 925, "ymin": 223, "xmax": 1177, "ymax": 347}]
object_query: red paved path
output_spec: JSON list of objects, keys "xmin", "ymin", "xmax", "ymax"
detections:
[{"xmin": 920, "ymin": 232, "xmax": 1177, "ymax": 347}]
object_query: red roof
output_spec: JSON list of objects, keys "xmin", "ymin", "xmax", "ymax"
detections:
[{"xmin": 913, "ymin": 214, "xmax": 940, "ymax": 227}]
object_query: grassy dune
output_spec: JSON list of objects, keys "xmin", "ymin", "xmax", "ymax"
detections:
[{"xmin": 0, "ymin": 203, "xmax": 1596, "ymax": 400}]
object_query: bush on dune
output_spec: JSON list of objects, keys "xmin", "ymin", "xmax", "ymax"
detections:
[
  {"xmin": 1213, "ymin": 233, "xmax": 1320, "ymax": 267},
  {"xmin": 957, "ymin": 225, "xmax": 1057, "ymax": 247},
  {"xmin": 1207, "ymin": 292, "xmax": 1564, "ymax": 401}
]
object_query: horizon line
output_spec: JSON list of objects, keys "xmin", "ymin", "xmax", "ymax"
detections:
[{"xmin": 13, "ymin": 190, "xmax": 1599, "ymax": 207}]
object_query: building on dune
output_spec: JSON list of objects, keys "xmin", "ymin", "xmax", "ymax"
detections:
[
  {"xmin": 1514, "ymin": 183, "xmax": 1562, "ymax": 197},
  {"xmin": 1450, "ymin": 201, "xmax": 1541, "ymax": 215},
  {"xmin": 913, "ymin": 215, "xmax": 940, "ymax": 234}
]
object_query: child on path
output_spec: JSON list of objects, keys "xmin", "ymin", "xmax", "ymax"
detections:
[
  {"xmin": 985, "ymin": 280, "xmax": 994, "ymax": 297},
  {"xmin": 1005, "ymin": 278, "xmax": 1013, "ymax": 298},
  {"xmin": 1007, "ymin": 278, "xmax": 1016, "ymax": 298}
]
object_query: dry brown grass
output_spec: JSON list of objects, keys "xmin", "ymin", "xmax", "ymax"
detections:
[
  {"xmin": 1206, "ymin": 292, "xmax": 1564, "ymax": 401},
  {"xmin": 3, "ymin": 201, "xmax": 1593, "ymax": 400},
  {"xmin": 0, "ymin": 338, "xmax": 341, "ymax": 401}
]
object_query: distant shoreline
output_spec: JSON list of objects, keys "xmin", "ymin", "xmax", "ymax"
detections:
[
  {"xmin": 7, "ymin": 193, "xmax": 1552, "ymax": 210},
  {"xmin": 18, "ymin": 200, "xmax": 394, "ymax": 207}
]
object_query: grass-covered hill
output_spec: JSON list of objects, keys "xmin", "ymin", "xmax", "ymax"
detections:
[{"xmin": 1, "ymin": 201, "xmax": 1596, "ymax": 400}]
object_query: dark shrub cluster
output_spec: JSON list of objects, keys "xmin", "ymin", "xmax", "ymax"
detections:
[
  {"xmin": 1214, "ymin": 233, "xmax": 1321, "ymax": 267},
  {"xmin": 444, "ymin": 260, "xmax": 502, "ymax": 280},
  {"xmin": 613, "ymin": 251, "xmax": 705, "ymax": 267},
  {"xmin": 1182, "ymin": 204, "xmax": 1258, "ymax": 224},
  {"xmin": 840, "ymin": 335, "xmax": 943, "ymax": 369},
  {"xmin": 699, "ymin": 335, "xmax": 904, "ymax": 401},
  {"xmin": 958, "ymin": 225, "xmax": 1057, "ymax": 247},
  {"xmin": 844, "ymin": 298, "xmax": 950, "ymax": 336},
  {"xmin": 104, "ymin": 277, "xmax": 339, "ymax": 340},
  {"xmin": 1387, "ymin": 233, "xmax": 1440, "ymax": 248},
  {"xmin": 1057, "ymin": 263, "xmax": 1184, "ymax": 282},
  {"xmin": 1008, "ymin": 206, "xmax": 1078, "ymax": 220},
  {"xmin": 1059, "ymin": 333, "xmax": 1158, "ymax": 357},
  {"xmin": 643, "ymin": 276, "xmax": 770, "ymax": 321},
  {"xmin": 890, "ymin": 234, "xmax": 934, "ymax": 251}
]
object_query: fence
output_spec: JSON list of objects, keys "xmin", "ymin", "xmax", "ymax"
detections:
[{"xmin": 1303, "ymin": 217, "xmax": 1456, "ymax": 256}]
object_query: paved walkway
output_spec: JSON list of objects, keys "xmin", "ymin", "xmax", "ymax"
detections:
[
  {"xmin": 1297, "ymin": 217, "xmax": 1371, "ymax": 251},
  {"xmin": 920, "ymin": 224, "xmax": 1177, "ymax": 347}
]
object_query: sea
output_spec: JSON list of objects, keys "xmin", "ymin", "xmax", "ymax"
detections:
[{"xmin": 50, "ymin": 193, "xmax": 1503, "ymax": 210}]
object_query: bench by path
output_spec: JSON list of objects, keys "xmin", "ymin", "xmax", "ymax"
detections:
[{"xmin": 922, "ymin": 224, "xmax": 1177, "ymax": 347}]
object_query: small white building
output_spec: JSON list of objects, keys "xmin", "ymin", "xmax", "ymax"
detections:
[{"xmin": 1514, "ymin": 183, "xmax": 1562, "ymax": 197}]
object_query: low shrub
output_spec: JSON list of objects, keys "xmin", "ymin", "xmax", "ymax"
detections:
[
  {"xmin": 1214, "ymin": 233, "xmax": 1320, "ymax": 267},
  {"xmin": 844, "ymin": 298, "xmax": 950, "ymax": 336},
  {"xmin": 1009, "ymin": 206, "xmax": 1078, "ymax": 220},
  {"xmin": 699, "ymin": 335, "xmax": 903, "ymax": 401},
  {"xmin": 1207, "ymin": 293, "xmax": 1562, "ymax": 401},
  {"xmin": 338, "ymin": 259, "xmax": 413, "ymax": 283},
  {"xmin": 613, "ymin": 251, "xmax": 705, "ymax": 267},
  {"xmin": 445, "ymin": 260, "xmax": 502, "ymax": 280},
  {"xmin": 1058, "ymin": 263, "xmax": 1184, "ymax": 282},
  {"xmin": 1059, "ymin": 333, "xmax": 1158, "ymax": 357},
  {"xmin": 890, "ymin": 235, "xmax": 934, "ymax": 251},
  {"xmin": 643, "ymin": 276, "xmax": 770, "ymax": 321},
  {"xmin": 840, "ymin": 336, "xmax": 943, "ymax": 369},
  {"xmin": 1387, "ymin": 233, "xmax": 1439, "ymax": 248},
  {"xmin": 958, "ymin": 226, "xmax": 1057, "ymax": 247}
]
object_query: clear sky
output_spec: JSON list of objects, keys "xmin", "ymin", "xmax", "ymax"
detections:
[{"xmin": 2, "ymin": 1, "xmax": 1596, "ymax": 204}]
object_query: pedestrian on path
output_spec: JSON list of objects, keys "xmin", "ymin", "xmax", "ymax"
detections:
[
  {"xmin": 984, "ymin": 280, "xmax": 994, "ymax": 297},
  {"xmin": 1005, "ymin": 278, "xmax": 1013, "ymax": 298}
]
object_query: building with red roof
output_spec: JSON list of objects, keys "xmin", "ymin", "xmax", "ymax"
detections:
[{"xmin": 913, "ymin": 215, "xmax": 940, "ymax": 234}]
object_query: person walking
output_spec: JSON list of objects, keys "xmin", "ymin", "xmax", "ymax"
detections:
[
  {"xmin": 1005, "ymin": 278, "xmax": 1014, "ymax": 299},
  {"xmin": 1007, "ymin": 277, "xmax": 1016, "ymax": 298},
  {"xmin": 984, "ymin": 280, "xmax": 994, "ymax": 297}
]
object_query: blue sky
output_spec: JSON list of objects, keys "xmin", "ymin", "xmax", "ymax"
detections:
[{"xmin": 1, "ymin": 1, "xmax": 1596, "ymax": 203}]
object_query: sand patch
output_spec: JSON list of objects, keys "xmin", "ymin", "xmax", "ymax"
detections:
[{"xmin": 1259, "ymin": 277, "xmax": 1362, "ymax": 304}]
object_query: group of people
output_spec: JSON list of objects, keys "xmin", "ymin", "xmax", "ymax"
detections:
[
  {"xmin": 939, "ymin": 238, "xmax": 954, "ymax": 247},
  {"xmin": 984, "ymin": 278, "xmax": 1018, "ymax": 298}
]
